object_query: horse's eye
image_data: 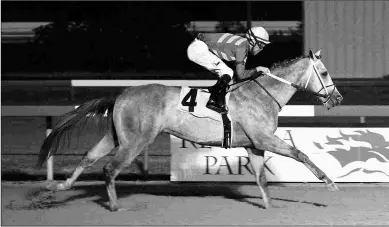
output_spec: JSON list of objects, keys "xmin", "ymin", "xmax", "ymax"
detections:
[{"xmin": 321, "ymin": 71, "xmax": 328, "ymax": 77}]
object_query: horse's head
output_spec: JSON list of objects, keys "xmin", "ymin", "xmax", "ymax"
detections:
[{"xmin": 303, "ymin": 49, "xmax": 343, "ymax": 109}]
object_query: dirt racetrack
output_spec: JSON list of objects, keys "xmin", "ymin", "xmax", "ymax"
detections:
[{"xmin": 2, "ymin": 181, "xmax": 389, "ymax": 226}]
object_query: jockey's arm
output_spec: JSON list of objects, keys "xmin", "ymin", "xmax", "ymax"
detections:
[
  {"xmin": 234, "ymin": 48, "xmax": 260, "ymax": 79},
  {"xmin": 235, "ymin": 62, "xmax": 257, "ymax": 79}
]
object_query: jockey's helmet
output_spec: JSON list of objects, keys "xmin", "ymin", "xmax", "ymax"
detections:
[
  {"xmin": 246, "ymin": 26, "xmax": 270, "ymax": 46},
  {"xmin": 245, "ymin": 26, "xmax": 270, "ymax": 55}
]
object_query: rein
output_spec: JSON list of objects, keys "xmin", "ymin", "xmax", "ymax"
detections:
[
  {"xmin": 228, "ymin": 63, "xmax": 335, "ymax": 111},
  {"xmin": 228, "ymin": 73, "xmax": 283, "ymax": 110}
]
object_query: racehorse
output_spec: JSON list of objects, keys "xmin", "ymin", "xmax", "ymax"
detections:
[{"xmin": 36, "ymin": 49, "xmax": 343, "ymax": 211}]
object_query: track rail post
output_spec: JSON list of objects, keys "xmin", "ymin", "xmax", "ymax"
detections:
[
  {"xmin": 45, "ymin": 116, "xmax": 54, "ymax": 181},
  {"xmin": 143, "ymin": 148, "xmax": 149, "ymax": 180}
]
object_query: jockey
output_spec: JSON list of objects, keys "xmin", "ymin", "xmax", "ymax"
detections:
[{"xmin": 187, "ymin": 26, "xmax": 271, "ymax": 113}]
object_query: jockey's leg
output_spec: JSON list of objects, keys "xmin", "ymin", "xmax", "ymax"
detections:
[
  {"xmin": 187, "ymin": 39, "xmax": 233, "ymax": 113},
  {"xmin": 206, "ymin": 74, "xmax": 231, "ymax": 113}
]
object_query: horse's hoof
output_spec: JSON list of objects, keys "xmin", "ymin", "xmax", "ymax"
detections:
[
  {"xmin": 109, "ymin": 206, "xmax": 129, "ymax": 212},
  {"xmin": 109, "ymin": 206, "xmax": 118, "ymax": 212},
  {"xmin": 109, "ymin": 204, "xmax": 146, "ymax": 212},
  {"xmin": 326, "ymin": 182, "xmax": 339, "ymax": 191},
  {"xmin": 45, "ymin": 181, "xmax": 70, "ymax": 191},
  {"xmin": 56, "ymin": 182, "xmax": 71, "ymax": 191},
  {"xmin": 265, "ymin": 202, "xmax": 285, "ymax": 209}
]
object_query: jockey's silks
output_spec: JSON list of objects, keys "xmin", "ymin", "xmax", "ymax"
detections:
[{"xmin": 197, "ymin": 33, "xmax": 249, "ymax": 64}]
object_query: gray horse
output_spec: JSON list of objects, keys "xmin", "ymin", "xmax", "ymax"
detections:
[{"xmin": 37, "ymin": 49, "xmax": 343, "ymax": 211}]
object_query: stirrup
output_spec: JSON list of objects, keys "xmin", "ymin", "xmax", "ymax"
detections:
[
  {"xmin": 207, "ymin": 94, "xmax": 228, "ymax": 113},
  {"xmin": 206, "ymin": 102, "xmax": 227, "ymax": 114}
]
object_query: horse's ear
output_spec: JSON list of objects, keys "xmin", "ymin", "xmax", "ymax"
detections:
[
  {"xmin": 314, "ymin": 50, "xmax": 322, "ymax": 59},
  {"xmin": 308, "ymin": 49, "xmax": 315, "ymax": 60}
]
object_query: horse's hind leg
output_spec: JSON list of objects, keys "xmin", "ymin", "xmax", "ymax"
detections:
[
  {"xmin": 102, "ymin": 141, "xmax": 148, "ymax": 212},
  {"xmin": 102, "ymin": 90, "xmax": 164, "ymax": 211},
  {"xmin": 102, "ymin": 114, "xmax": 156, "ymax": 211},
  {"xmin": 49, "ymin": 134, "xmax": 116, "ymax": 191},
  {"xmin": 246, "ymin": 148, "xmax": 272, "ymax": 208}
]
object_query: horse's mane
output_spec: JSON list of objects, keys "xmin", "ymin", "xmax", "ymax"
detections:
[{"xmin": 270, "ymin": 55, "xmax": 306, "ymax": 72}]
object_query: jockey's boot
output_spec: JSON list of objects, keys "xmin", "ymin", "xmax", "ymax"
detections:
[{"xmin": 206, "ymin": 74, "xmax": 231, "ymax": 113}]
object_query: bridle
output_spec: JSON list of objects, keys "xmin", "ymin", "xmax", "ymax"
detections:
[
  {"xmin": 229, "ymin": 57, "xmax": 336, "ymax": 111},
  {"xmin": 305, "ymin": 58, "xmax": 335, "ymax": 105}
]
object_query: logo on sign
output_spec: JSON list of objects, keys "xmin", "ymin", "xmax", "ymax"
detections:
[{"xmin": 314, "ymin": 130, "xmax": 389, "ymax": 178}]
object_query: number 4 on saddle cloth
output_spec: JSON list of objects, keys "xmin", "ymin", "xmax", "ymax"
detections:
[{"xmin": 178, "ymin": 86, "xmax": 232, "ymax": 149}]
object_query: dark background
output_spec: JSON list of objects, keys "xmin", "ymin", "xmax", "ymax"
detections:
[{"xmin": 1, "ymin": 1, "xmax": 303, "ymax": 74}]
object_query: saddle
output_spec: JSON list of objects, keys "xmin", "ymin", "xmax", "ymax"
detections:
[{"xmin": 178, "ymin": 86, "xmax": 232, "ymax": 149}]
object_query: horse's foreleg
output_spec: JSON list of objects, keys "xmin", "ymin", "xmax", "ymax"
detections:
[
  {"xmin": 255, "ymin": 135, "xmax": 338, "ymax": 191},
  {"xmin": 50, "ymin": 134, "xmax": 115, "ymax": 191},
  {"xmin": 246, "ymin": 148, "xmax": 272, "ymax": 208}
]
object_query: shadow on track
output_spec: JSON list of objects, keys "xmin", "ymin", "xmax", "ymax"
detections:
[{"xmin": 52, "ymin": 182, "xmax": 327, "ymax": 210}]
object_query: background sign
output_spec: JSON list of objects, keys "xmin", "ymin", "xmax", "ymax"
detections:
[{"xmin": 170, "ymin": 128, "xmax": 389, "ymax": 182}]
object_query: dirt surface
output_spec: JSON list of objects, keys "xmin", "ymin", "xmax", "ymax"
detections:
[{"xmin": 2, "ymin": 181, "xmax": 389, "ymax": 226}]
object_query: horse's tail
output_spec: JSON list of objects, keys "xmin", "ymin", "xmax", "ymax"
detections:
[{"xmin": 36, "ymin": 95, "xmax": 118, "ymax": 168}]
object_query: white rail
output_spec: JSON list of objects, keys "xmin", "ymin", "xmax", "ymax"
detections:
[{"xmin": 71, "ymin": 79, "xmax": 218, "ymax": 87}]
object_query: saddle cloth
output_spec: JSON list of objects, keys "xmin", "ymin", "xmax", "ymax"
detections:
[
  {"xmin": 178, "ymin": 86, "xmax": 234, "ymax": 148},
  {"xmin": 178, "ymin": 86, "xmax": 231, "ymax": 122}
]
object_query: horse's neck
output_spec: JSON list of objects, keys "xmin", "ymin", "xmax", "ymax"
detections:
[{"xmin": 248, "ymin": 58, "xmax": 309, "ymax": 109}]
